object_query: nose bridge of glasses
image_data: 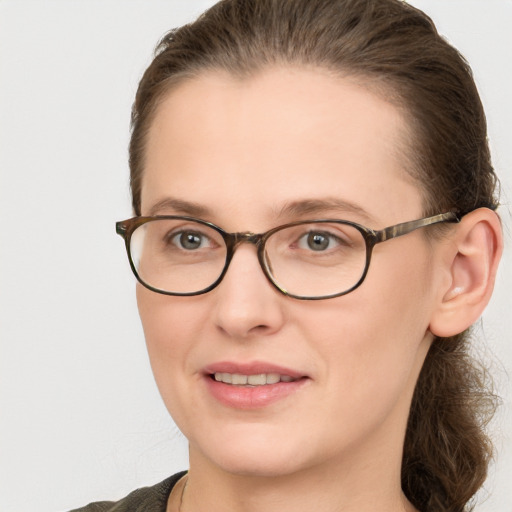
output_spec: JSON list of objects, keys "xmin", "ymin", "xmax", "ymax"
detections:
[
  {"xmin": 231, "ymin": 232, "xmax": 264, "ymax": 248},
  {"xmin": 223, "ymin": 231, "xmax": 270, "ymax": 283}
]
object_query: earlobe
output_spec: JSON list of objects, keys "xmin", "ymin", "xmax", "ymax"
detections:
[{"xmin": 429, "ymin": 208, "xmax": 503, "ymax": 338}]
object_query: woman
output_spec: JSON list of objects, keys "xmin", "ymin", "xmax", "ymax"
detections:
[{"xmin": 73, "ymin": 0, "xmax": 503, "ymax": 511}]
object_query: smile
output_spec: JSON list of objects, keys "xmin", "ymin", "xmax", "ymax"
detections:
[
  {"xmin": 204, "ymin": 362, "xmax": 309, "ymax": 408},
  {"xmin": 213, "ymin": 372, "xmax": 297, "ymax": 386}
]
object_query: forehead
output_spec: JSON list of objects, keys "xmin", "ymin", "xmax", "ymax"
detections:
[{"xmin": 142, "ymin": 67, "xmax": 421, "ymax": 228}]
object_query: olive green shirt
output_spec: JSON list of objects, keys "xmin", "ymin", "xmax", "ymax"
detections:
[{"xmin": 68, "ymin": 471, "xmax": 186, "ymax": 512}]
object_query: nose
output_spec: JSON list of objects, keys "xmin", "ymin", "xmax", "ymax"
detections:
[{"xmin": 211, "ymin": 244, "xmax": 286, "ymax": 339}]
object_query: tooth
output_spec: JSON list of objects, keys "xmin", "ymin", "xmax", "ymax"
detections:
[
  {"xmin": 248, "ymin": 374, "xmax": 266, "ymax": 386},
  {"xmin": 266, "ymin": 373, "xmax": 280, "ymax": 384},
  {"xmin": 232, "ymin": 374, "xmax": 248, "ymax": 385},
  {"xmin": 214, "ymin": 372, "xmax": 296, "ymax": 386}
]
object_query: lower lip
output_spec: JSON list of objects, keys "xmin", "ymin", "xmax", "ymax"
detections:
[{"xmin": 204, "ymin": 376, "xmax": 308, "ymax": 409}]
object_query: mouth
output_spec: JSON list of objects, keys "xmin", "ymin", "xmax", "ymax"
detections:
[{"xmin": 203, "ymin": 362, "xmax": 309, "ymax": 409}]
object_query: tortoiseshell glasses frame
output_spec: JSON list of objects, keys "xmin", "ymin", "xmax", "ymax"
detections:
[{"xmin": 116, "ymin": 211, "xmax": 460, "ymax": 300}]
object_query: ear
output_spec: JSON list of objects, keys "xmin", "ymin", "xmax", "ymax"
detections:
[{"xmin": 429, "ymin": 208, "xmax": 503, "ymax": 338}]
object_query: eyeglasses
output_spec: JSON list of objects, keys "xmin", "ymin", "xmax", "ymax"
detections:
[{"xmin": 116, "ymin": 211, "xmax": 459, "ymax": 300}]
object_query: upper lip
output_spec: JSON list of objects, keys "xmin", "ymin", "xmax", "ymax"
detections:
[{"xmin": 203, "ymin": 361, "xmax": 306, "ymax": 379}]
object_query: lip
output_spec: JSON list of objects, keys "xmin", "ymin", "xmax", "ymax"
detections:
[
  {"xmin": 202, "ymin": 361, "xmax": 309, "ymax": 409},
  {"xmin": 204, "ymin": 361, "xmax": 305, "ymax": 378}
]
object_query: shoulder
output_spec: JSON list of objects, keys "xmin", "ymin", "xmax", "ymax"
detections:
[{"xmin": 68, "ymin": 472, "xmax": 187, "ymax": 512}]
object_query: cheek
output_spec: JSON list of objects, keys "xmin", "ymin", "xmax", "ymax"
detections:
[
  {"xmin": 136, "ymin": 284, "xmax": 223, "ymax": 437},
  {"xmin": 136, "ymin": 285, "xmax": 203, "ymax": 395},
  {"xmin": 137, "ymin": 284, "xmax": 206, "ymax": 346},
  {"xmin": 304, "ymin": 246, "xmax": 434, "ymax": 412}
]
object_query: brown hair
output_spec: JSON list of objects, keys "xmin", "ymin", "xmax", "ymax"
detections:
[{"xmin": 129, "ymin": 1, "xmax": 500, "ymax": 510}]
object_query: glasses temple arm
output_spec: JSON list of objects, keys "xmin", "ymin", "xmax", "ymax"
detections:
[{"xmin": 375, "ymin": 211, "xmax": 460, "ymax": 243}]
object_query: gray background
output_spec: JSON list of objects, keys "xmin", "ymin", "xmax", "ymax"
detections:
[{"xmin": 0, "ymin": 1, "xmax": 510, "ymax": 510}]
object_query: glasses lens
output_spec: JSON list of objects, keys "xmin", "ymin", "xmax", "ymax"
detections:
[
  {"xmin": 264, "ymin": 222, "xmax": 367, "ymax": 298},
  {"xmin": 130, "ymin": 218, "xmax": 227, "ymax": 294}
]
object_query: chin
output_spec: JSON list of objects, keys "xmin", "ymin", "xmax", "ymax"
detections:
[
  {"xmin": 210, "ymin": 451, "xmax": 309, "ymax": 479},
  {"xmin": 189, "ymin": 425, "xmax": 318, "ymax": 478}
]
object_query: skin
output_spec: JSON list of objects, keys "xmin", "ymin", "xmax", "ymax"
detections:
[{"xmin": 137, "ymin": 67, "xmax": 456, "ymax": 512}]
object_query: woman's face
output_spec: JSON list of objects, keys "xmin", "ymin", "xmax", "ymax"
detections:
[{"xmin": 137, "ymin": 67, "xmax": 442, "ymax": 478}]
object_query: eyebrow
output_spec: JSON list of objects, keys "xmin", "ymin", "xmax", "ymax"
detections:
[
  {"xmin": 275, "ymin": 198, "xmax": 377, "ymax": 224},
  {"xmin": 146, "ymin": 196, "xmax": 376, "ymax": 225},
  {"xmin": 147, "ymin": 197, "xmax": 213, "ymax": 217}
]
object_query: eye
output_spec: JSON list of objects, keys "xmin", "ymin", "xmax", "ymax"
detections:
[
  {"xmin": 298, "ymin": 231, "xmax": 341, "ymax": 251},
  {"xmin": 171, "ymin": 230, "xmax": 211, "ymax": 250}
]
